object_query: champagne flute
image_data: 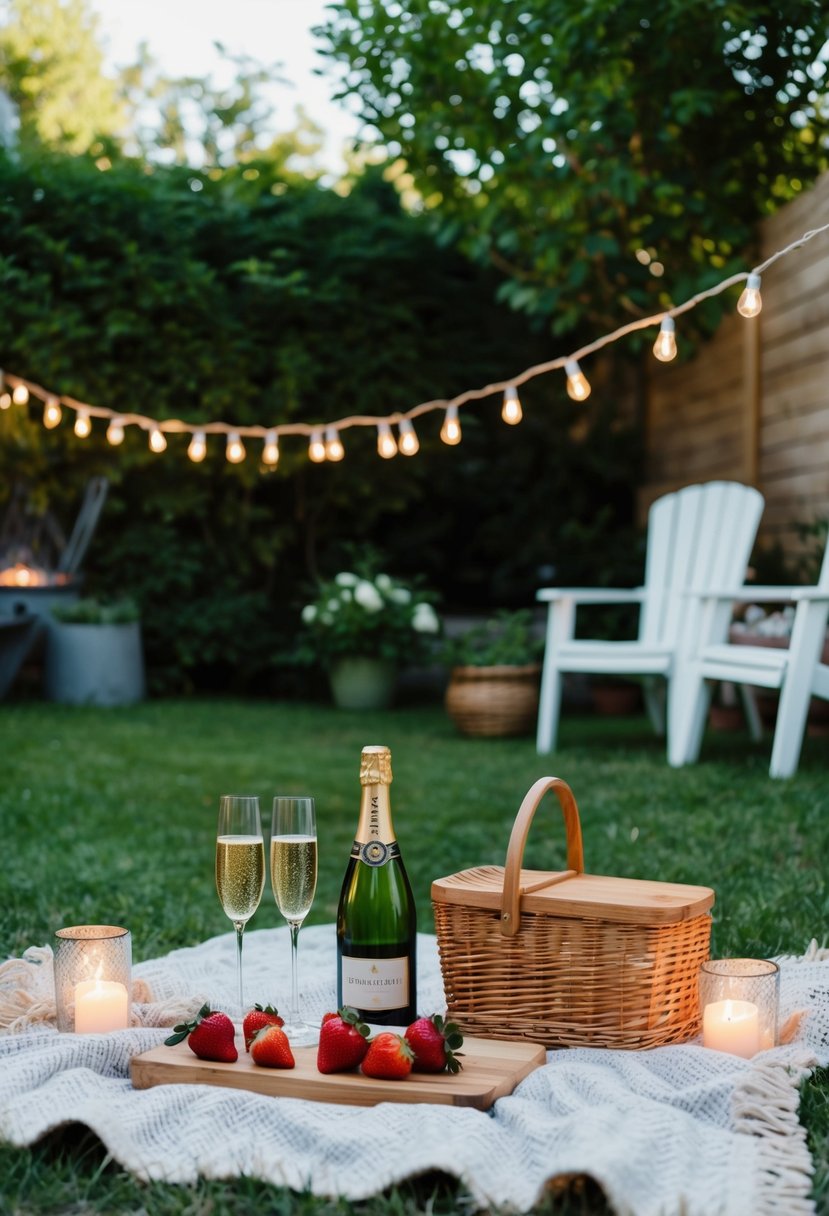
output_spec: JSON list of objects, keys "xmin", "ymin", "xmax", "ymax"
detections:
[
  {"xmin": 271, "ymin": 795, "xmax": 318, "ymax": 1045},
  {"xmin": 216, "ymin": 794, "xmax": 265, "ymax": 1018}
]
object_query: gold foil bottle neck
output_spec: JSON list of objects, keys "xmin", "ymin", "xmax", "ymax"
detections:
[{"xmin": 360, "ymin": 745, "xmax": 392, "ymax": 785}]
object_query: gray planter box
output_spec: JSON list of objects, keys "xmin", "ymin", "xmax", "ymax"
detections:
[{"xmin": 45, "ymin": 621, "xmax": 146, "ymax": 706}]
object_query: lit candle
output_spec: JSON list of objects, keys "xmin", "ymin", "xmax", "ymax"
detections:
[
  {"xmin": 703, "ymin": 998, "xmax": 760, "ymax": 1058},
  {"xmin": 74, "ymin": 978, "xmax": 129, "ymax": 1033}
]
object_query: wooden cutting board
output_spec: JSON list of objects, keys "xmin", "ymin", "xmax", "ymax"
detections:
[{"xmin": 131, "ymin": 1033, "xmax": 546, "ymax": 1110}]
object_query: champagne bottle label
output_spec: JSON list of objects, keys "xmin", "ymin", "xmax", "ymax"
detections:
[
  {"xmin": 340, "ymin": 955, "xmax": 410, "ymax": 1011},
  {"xmin": 349, "ymin": 840, "xmax": 401, "ymax": 866}
]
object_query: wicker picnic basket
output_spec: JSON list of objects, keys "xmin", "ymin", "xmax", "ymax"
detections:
[{"xmin": 431, "ymin": 776, "xmax": 714, "ymax": 1050}]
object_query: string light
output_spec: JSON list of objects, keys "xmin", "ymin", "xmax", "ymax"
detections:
[
  {"xmin": 653, "ymin": 316, "xmax": 678, "ymax": 363},
  {"xmin": 188, "ymin": 431, "xmax": 207, "ymax": 462},
  {"xmin": 226, "ymin": 432, "xmax": 246, "ymax": 463},
  {"xmin": 501, "ymin": 384, "xmax": 523, "ymax": 424},
  {"xmin": 262, "ymin": 431, "xmax": 279, "ymax": 466},
  {"xmin": 1, "ymin": 221, "xmax": 824, "ymax": 469},
  {"xmin": 43, "ymin": 396, "xmax": 62, "ymax": 428},
  {"xmin": 564, "ymin": 359, "xmax": 591, "ymax": 402},
  {"xmin": 107, "ymin": 418, "xmax": 125, "ymax": 445},
  {"xmin": 737, "ymin": 272, "xmax": 763, "ymax": 318},
  {"xmin": 308, "ymin": 429, "xmax": 326, "ymax": 463},
  {"xmin": 377, "ymin": 422, "xmax": 398, "ymax": 458},
  {"xmin": 325, "ymin": 426, "xmax": 345, "ymax": 461},
  {"xmin": 398, "ymin": 418, "xmax": 419, "ymax": 455},
  {"xmin": 148, "ymin": 425, "xmax": 167, "ymax": 453},
  {"xmin": 74, "ymin": 409, "xmax": 91, "ymax": 438}
]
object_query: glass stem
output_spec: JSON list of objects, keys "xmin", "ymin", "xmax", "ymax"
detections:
[
  {"xmin": 289, "ymin": 921, "xmax": 301, "ymax": 1026},
  {"xmin": 234, "ymin": 922, "xmax": 244, "ymax": 1015}
]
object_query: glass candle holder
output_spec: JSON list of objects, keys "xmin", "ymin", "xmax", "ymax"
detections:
[
  {"xmin": 699, "ymin": 958, "xmax": 779, "ymax": 1057},
  {"xmin": 54, "ymin": 925, "xmax": 132, "ymax": 1033}
]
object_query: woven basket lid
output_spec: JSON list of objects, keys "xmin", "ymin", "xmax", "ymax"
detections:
[{"xmin": 431, "ymin": 865, "xmax": 715, "ymax": 926}]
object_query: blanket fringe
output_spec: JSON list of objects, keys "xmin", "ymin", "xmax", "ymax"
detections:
[{"xmin": 733, "ymin": 1053, "xmax": 818, "ymax": 1216}]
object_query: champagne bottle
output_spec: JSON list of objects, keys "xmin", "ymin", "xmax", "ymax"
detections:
[{"xmin": 336, "ymin": 744, "xmax": 417, "ymax": 1024}]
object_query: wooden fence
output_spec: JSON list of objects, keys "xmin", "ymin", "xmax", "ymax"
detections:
[{"xmin": 637, "ymin": 171, "xmax": 829, "ymax": 566}]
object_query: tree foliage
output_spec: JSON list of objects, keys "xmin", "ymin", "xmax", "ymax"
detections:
[{"xmin": 317, "ymin": 0, "xmax": 829, "ymax": 333}]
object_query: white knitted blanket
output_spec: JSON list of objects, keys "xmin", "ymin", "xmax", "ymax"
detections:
[{"xmin": 1, "ymin": 925, "xmax": 828, "ymax": 1216}]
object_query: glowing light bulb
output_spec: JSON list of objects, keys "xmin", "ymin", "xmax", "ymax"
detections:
[
  {"xmin": 308, "ymin": 429, "xmax": 326, "ymax": 463},
  {"xmin": 440, "ymin": 404, "xmax": 462, "ymax": 445},
  {"xmin": 737, "ymin": 272, "xmax": 762, "ymax": 319},
  {"xmin": 565, "ymin": 359, "xmax": 591, "ymax": 402},
  {"xmin": 188, "ymin": 431, "xmax": 207, "ymax": 462},
  {"xmin": 398, "ymin": 418, "xmax": 419, "ymax": 456},
  {"xmin": 501, "ymin": 384, "xmax": 523, "ymax": 424},
  {"xmin": 377, "ymin": 422, "xmax": 397, "ymax": 459},
  {"xmin": 262, "ymin": 431, "xmax": 279, "ymax": 466},
  {"xmin": 226, "ymin": 432, "xmax": 246, "ymax": 463},
  {"xmin": 43, "ymin": 397, "xmax": 62, "ymax": 429},
  {"xmin": 74, "ymin": 409, "xmax": 91, "ymax": 438},
  {"xmin": 107, "ymin": 418, "xmax": 125, "ymax": 445},
  {"xmin": 12, "ymin": 384, "xmax": 29, "ymax": 406},
  {"xmin": 653, "ymin": 316, "xmax": 677, "ymax": 362},
  {"xmin": 0, "ymin": 392, "xmax": 11, "ymax": 410},
  {"xmin": 149, "ymin": 425, "xmax": 167, "ymax": 453},
  {"xmin": 325, "ymin": 426, "xmax": 345, "ymax": 461}
]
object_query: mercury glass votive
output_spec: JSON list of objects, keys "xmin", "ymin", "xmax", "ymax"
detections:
[
  {"xmin": 699, "ymin": 958, "xmax": 779, "ymax": 1056},
  {"xmin": 54, "ymin": 925, "xmax": 132, "ymax": 1033}
]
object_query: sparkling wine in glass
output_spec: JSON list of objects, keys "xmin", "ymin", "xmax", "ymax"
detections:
[
  {"xmin": 216, "ymin": 794, "xmax": 265, "ymax": 1018},
  {"xmin": 271, "ymin": 795, "xmax": 318, "ymax": 1045}
]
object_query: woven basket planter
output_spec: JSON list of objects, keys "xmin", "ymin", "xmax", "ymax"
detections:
[{"xmin": 445, "ymin": 663, "xmax": 541, "ymax": 737}]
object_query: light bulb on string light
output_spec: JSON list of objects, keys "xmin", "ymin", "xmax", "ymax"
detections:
[
  {"xmin": 377, "ymin": 422, "xmax": 398, "ymax": 459},
  {"xmin": 262, "ymin": 431, "xmax": 279, "ymax": 467},
  {"xmin": 12, "ymin": 384, "xmax": 29, "ymax": 406},
  {"xmin": 226, "ymin": 432, "xmax": 246, "ymax": 463},
  {"xmin": 0, "ymin": 392, "xmax": 11, "ymax": 410},
  {"xmin": 43, "ymin": 396, "xmax": 62, "ymax": 429},
  {"xmin": 148, "ymin": 425, "xmax": 167, "ymax": 453},
  {"xmin": 325, "ymin": 426, "xmax": 345, "ymax": 461},
  {"xmin": 398, "ymin": 418, "xmax": 419, "ymax": 455},
  {"xmin": 440, "ymin": 404, "xmax": 462, "ymax": 445},
  {"xmin": 308, "ymin": 429, "xmax": 326, "ymax": 463},
  {"xmin": 74, "ymin": 409, "xmax": 92, "ymax": 438},
  {"xmin": 564, "ymin": 359, "xmax": 591, "ymax": 402},
  {"xmin": 653, "ymin": 316, "xmax": 677, "ymax": 363},
  {"xmin": 501, "ymin": 384, "xmax": 523, "ymax": 424},
  {"xmin": 107, "ymin": 418, "xmax": 125, "ymax": 445},
  {"xmin": 188, "ymin": 431, "xmax": 207, "ymax": 462},
  {"xmin": 737, "ymin": 272, "xmax": 762, "ymax": 318}
]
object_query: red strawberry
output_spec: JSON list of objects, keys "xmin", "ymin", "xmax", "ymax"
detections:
[
  {"xmin": 250, "ymin": 1024, "xmax": 295, "ymax": 1069},
  {"xmin": 164, "ymin": 1003, "xmax": 237, "ymax": 1063},
  {"xmin": 242, "ymin": 1003, "xmax": 284, "ymax": 1051},
  {"xmin": 405, "ymin": 1013, "xmax": 464, "ymax": 1074},
  {"xmin": 360, "ymin": 1032, "xmax": 414, "ymax": 1080},
  {"xmin": 316, "ymin": 1006, "xmax": 370, "ymax": 1074}
]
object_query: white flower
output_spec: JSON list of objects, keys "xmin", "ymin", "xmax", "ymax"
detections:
[
  {"xmin": 335, "ymin": 572, "xmax": 359, "ymax": 587},
  {"xmin": 301, "ymin": 604, "xmax": 317, "ymax": 624},
  {"xmin": 327, "ymin": 598, "xmax": 341, "ymax": 613},
  {"xmin": 390, "ymin": 587, "xmax": 411, "ymax": 605},
  {"xmin": 320, "ymin": 612, "xmax": 334, "ymax": 625},
  {"xmin": 339, "ymin": 587, "xmax": 353, "ymax": 602},
  {"xmin": 412, "ymin": 602, "xmax": 439, "ymax": 633},
  {"xmin": 354, "ymin": 580, "xmax": 384, "ymax": 612},
  {"xmin": 375, "ymin": 573, "xmax": 392, "ymax": 591}
]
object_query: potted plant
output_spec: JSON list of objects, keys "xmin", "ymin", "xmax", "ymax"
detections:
[
  {"xmin": 442, "ymin": 609, "xmax": 543, "ymax": 737},
  {"xmin": 46, "ymin": 597, "xmax": 145, "ymax": 706},
  {"xmin": 298, "ymin": 571, "xmax": 440, "ymax": 709}
]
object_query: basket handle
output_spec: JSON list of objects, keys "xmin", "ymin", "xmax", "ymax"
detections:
[{"xmin": 500, "ymin": 776, "xmax": 585, "ymax": 938}]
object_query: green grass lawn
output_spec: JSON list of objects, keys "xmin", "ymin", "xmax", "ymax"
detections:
[{"xmin": 2, "ymin": 697, "xmax": 828, "ymax": 1214}]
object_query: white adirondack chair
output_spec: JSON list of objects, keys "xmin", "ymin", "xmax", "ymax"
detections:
[
  {"xmin": 670, "ymin": 532, "xmax": 829, "ymax": 778},
  {"xmin": 536, "ymin": 481, "xmax": 765, "ymax": 756}
]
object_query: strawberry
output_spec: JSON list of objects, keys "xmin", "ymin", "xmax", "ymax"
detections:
[
  {"xmin": 242, "ymin": 1003, "xmax": 284, "ymax": 1051},
  {"xmin": 164, "ymin": 1003, "xmax": 238, "ymax": 1063},
  {"xmin": 316, "ymin": 1006, "xmax": 370, "ymax": 1074},
  {"xmin": 250, "ymin": 1024, "xmax": 295, "ymax": 1069},
  {"xmin": 360, "ymin": 1031, "xmax": 414, "ymax": 1080},
  {"xmin": 405, "ymin": 1013, "xmax": 464, "ymax": 1074}
]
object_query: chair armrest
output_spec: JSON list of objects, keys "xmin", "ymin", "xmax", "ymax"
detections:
[
  {"xmin": 685, "ymin": 585, "xmax": 802, "ymax": 603},
  {"xmin": 536, "ymin": 587, "xmax": 646, "ymax": 605}
]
